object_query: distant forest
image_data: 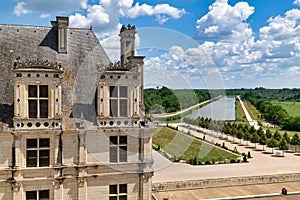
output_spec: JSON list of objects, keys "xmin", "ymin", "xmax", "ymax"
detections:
[
  {"xmin": 144, "ymin": 87, "xmax": 211, "ymax": 114},
  {"xmin": 226, "ymin": 87, "xmax": 300, "ymax": 101},
  {"xmin": 230, "ymin": 87, "xmax": 300, "ymax": 131}
]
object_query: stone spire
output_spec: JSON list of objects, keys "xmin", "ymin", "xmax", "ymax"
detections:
[{"xmin": 119, "ymin": 24, "xmax": 136, "ymax": 66}]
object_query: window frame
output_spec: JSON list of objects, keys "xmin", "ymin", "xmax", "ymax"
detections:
[
  {"xmin": 26, "ymin": 189, "xmax": 50, "ymax": 200},
  {"xmin": 109, "ymin": 136, "xmax": 127, "ymax": 163},
  {"xmin": 109, "ymin": 86, "xmax": 128, "ymax": 117},
  {"xmin": 28, "ymin": 85, "xmax": 49, "ymax": 119},
  {"xmin": 26, "ymin": 138, "xmax": 50, "ymax": 168},
  {"xmin": 109, "ymin": 184, "xmax": 127, "ymax": 200}
]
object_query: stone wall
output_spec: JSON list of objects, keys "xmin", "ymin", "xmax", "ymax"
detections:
[{"xmin": 152, "ymin": 173, "xmax": 300, "ymax": 192}]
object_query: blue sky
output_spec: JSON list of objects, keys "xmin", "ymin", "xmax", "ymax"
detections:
[{"xmin": 1, "ymin": 0, "xmax": 300, "ymax": 89}]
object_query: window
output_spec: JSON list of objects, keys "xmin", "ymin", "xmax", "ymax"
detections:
[
  {"xmin": 28, "ymin": 85, "xmax": 48, "ymax": 118},
  {"xmin": 109, "ymin": 184, "xmax": 127, "ymax": 200},
  {"xmin": 26, "ymin": 190, "xmax": 49, "ymax": 200},
  {"xmin": 109, "ymin": 136, "xmax": 127, "ymax": 163},
  {"xmin": 110, "ymin": 86, "xmax": 128, "ymax": 117},
  {"xmin": 26, "ymin": 138, "xmax": 50, "ymax": 167}
]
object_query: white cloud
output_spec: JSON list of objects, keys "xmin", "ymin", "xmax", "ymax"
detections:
[
  {"xmin": 156, "ymin": 15, "xmax": 169, "ymax": 25},
  {"xmin": 143, "ymin": 3, "xmax": 300, "ymax": 89},
  {"xmin": 14, "ymin": 2, "xmax": 31, "ymax": 16},
  {"xmin": 13, "ymin": 0, "xmax": 185, "ymax": 38},
  {"xmin": 68, "ymin": 1, "xmax": 185, "ymax": 40},
  {"xmin": 127, "ymin": 3, "xmax": 185, "ymax": 21},
  {"xmin": 294, "ymin": 0, "xmax": 300, "ymax": 6},
  {"xmin": 194, "ymin": 0, "xmax": 254, "ymax": 41},
  {"xmin": 259, "ymin": 9, "xmax": 300, "ymax": 41}
]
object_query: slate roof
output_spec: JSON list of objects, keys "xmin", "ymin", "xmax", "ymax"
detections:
[{"xmin": 0, "ymin": 22, "xmax": 111, "ymax": 127}]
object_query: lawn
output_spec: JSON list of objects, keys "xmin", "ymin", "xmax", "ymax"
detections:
[
  {"xmin": 243, "ymin": 100, "xmax": 261, "ymax": 120},
  {"xmin": 236, "ymin": 99, "xmax": 247, "ymax": 122},
  {"xmin": 265, "ymin": 127, "xmax": 300, "ymax": 138},
  {"xmin": 152, "ymin": 127, "xmax": 239, "ymax": 163},
  {"xmin": 272, "ymin": 101, "xmax": 300, "ymax": 117}
]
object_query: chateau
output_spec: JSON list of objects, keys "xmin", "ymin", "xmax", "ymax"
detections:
[{"xmin": 0, "ymin": 16, "xmax": 154, "ymax": 199}]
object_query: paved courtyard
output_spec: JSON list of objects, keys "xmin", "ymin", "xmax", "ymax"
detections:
[
  {"xmin": 153, "ymin": 125, "xmax": 300, "ymax": 183},
  {"xmin": 153, "ymin": 181, "xmax": 300, "ymax": 200},
  {"xmin": 152, "ymin": 98, "xmax": 300, "ymax": 199}
]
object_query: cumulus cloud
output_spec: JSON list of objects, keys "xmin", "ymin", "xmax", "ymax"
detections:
[
  {"xmin": 127, "ymin": 3, "xmax": 185, "ymax": 20},
  {"xmin": 69, "ymin": 0, "xmax": 185, "ymax": 38},
  {"xmin": 194, "ymin": 0, "xmax": 254, "ymax": 41},
  {"xmin": 294, "ymin": 0, "xmax": 300, "ymax": 6},
  {"xmin": 144, "ymin": 3, "xmax": 300, "ymax": 88},
  {"xmin": 14, "ymin": 2, "xmax": 31, "ymax": 16},
  {"xmin": 143, "ymin": 44, "xmax": 226, "ymax": 89},
  {"xmin": 259, "ymin": 9, "xmax": 300, "ymax": 41},
  {"xmin": 13, "ymin": 0, "xmax": 185, "ymax": 38}
]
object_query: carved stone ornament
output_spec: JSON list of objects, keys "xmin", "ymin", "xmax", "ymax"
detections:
[
  {"xmin": 53, "ymin": 179, "xmax": 62, "ymax": 189},
  {"xmin": 77, "ymin": 177, "xmax": 86, "ymax": 187},
  {"xmin": 120, "ymin": 24, "xmax": 136, "ymax": 32},
  {"xmin": 142, "ymin": 173, "xmax": 153, "ymax": 182},
  {"xmin": 11, "ymin": 181, "xmax": 22, "ymax": 192},
  {"xmin": 13, "ymin": 57, "xmax": 63, "ymax": 71},
  {"xmin": 107, "ymin": 61, "xmax": 132, "ymax": 71}
]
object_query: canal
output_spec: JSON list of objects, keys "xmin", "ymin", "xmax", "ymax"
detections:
[{"xmin": 186, "ymin": 97, "xmax": 236, "ymax": 121}]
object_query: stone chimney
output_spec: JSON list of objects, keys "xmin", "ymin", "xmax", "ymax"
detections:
[
  {"xmin": 51, "ymin": 16, "xmax": 69, "ymax": 53},
  {"xmin": 119, "ymin": 24, "xmax": 136, "ymax": 66}
]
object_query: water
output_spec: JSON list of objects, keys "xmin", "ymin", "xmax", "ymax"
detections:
[{"xmin": 186, "ymin": 97, "xmax": 236, "ymax": 121}]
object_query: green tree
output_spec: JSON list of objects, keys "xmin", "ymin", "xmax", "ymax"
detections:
[
  {"xmin": 259, "ymin": 133, "xmax": 267, "ymax": 151},
  {"xmin": 279, "ymin": 138, "xmax": 289, "ymax": 157},
  {"xmin": 236, "ymin": 129, "xmax": 244, "ymax": 144},
  {"xmin": 251, "ymin": 132, "xmax": 260, "ymax": 148},
  {"xmin": 290, "ymin": 133, "xmax": 300, "ymax": 151},
  {"xmin": 249, "ymin": 126, "xmax": 256, "ymax": 134},
  {"xmin": 267, "ymin": 137, "xmax": 278, "ymax": 154},
  {"xmin": 257, "ymin": 127, "xmax": 264, "ymax": 137},
  {"xmin": 273, "ymin": 131, "xmax": 281, "ymax": 142},
  {"xmin": 266, "ymin": 129, "xmax": 272, "ymax": 139},
  {"xmin": 283, "ymin": 132, "xmax": 290, "ymax": 143},
  {"xmin": 243, "ymin": 131, "xmax": 251, "ymax": 146}
]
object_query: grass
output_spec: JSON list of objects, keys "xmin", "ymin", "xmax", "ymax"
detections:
[
  {"xmin": 243, "ymin": 100, "xmax": 261, "ymax": 120},
  {"xmin": 236, "ymin": 99, "xmax": 247, "ymax": 122},
  {"xmin": 152, "ymin": 127, "xmax": 239, "ymax": 163},
  {"xmin": 272, "ymin": 101, "xmax": 300, "ymax": 117},
  {"xmin": 265, "ymin": 127, "xmax": 300, "ymax": 138}
]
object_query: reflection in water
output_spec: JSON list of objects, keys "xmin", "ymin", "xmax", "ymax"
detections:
[{"xmin": 186, "ymin": 97, "xmax": 235, "ymax": 121}]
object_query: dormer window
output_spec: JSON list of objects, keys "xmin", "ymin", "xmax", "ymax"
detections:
[
  {"xmin": 28, "ymin": 85, "xmax": 49, "ymax": 118},
  {"xmin": 13, "ymin": 58, "xmax": 63, "ymax": 130},
  {"xmin": 110, "ymin": 86, "xmax": 128, "ymax": 117}
]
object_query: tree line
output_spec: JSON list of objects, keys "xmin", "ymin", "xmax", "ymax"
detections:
[
  {"xmin": 144, "ymin": 86, "xmax": 210, "ymax": 114},
  {"xmin": 184, "ymin": 117, "xmax": 300, "ymax": 155},
  {"xmin": 226, "ymin": 87, "xmax": 300, "ymax": 101},
  {"xmin": 241, "ymin": 91, "xmax": 300, "ymax": 131}
]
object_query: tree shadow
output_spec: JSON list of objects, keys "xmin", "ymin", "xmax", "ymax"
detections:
[
  {"xmin": 285, "ymin": 150, "xmax": 295, "ymax": 154},
  {"xmin": 231, "ymin": 141, "xmax": 239, "ymax": 145},
  {"xmin": 262, "ymin": 151, "xmax": 273, "ymax": 155},
  {"xmin": 254, "ymin": 149, "xmax": 264, "ymax": 152}
]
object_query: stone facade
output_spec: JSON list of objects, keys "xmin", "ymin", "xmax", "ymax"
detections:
[{"xmin": 0, "ymin": 17, "xmax": 154, "ymax": 200}]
